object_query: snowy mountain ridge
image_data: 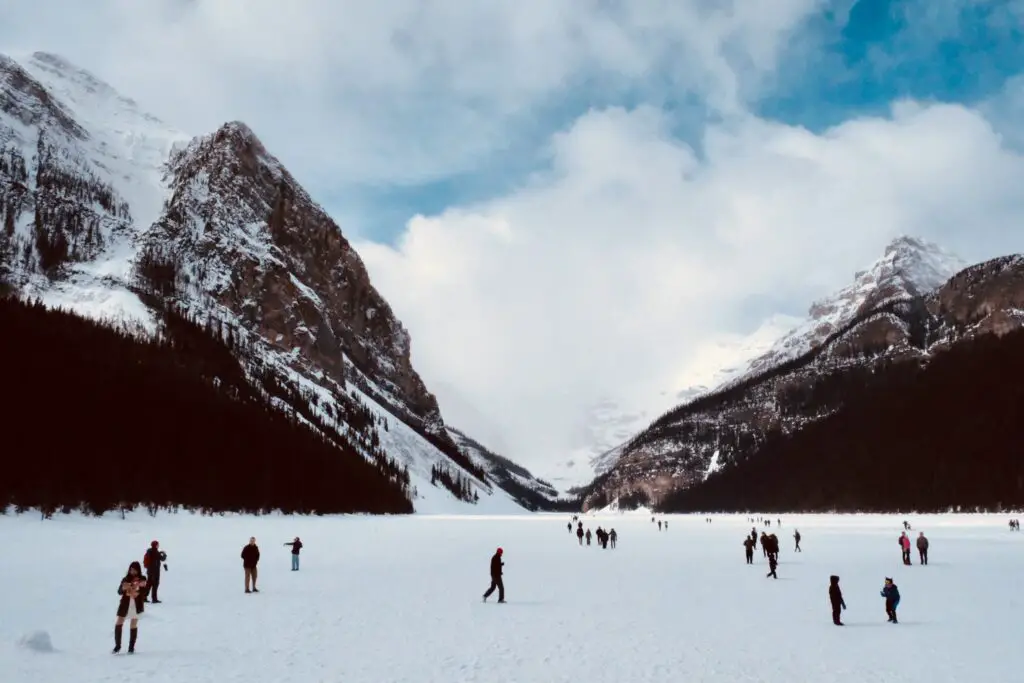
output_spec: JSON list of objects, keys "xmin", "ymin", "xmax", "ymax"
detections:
[
  {"xmin": 582, "ymin": 235, "xmax": 1024, "ymax": 509},
  {"xmin": 0, "ymin": 51, "xmax": 537, "ymax": 514}
]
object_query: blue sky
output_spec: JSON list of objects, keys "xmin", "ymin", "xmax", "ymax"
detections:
[
  {"xmin": 315, "ymin": 0, "xmax": 1024, "ymax": 244},
  {"xmin": 3, "ymin": 0, "xmax": 1024, "ymax": 471}
]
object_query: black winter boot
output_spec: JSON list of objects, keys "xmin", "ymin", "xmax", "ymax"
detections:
[
  {"xmin": 128, "ymin": 628, "xmax": 138, "ymax": 653},
  {"xmin": 113, "ymin": 624, "xmax": 123, "ymax": 653}
]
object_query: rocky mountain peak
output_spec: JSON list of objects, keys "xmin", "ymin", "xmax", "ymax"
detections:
[{"xmin": 0, "ymin": 53, "xmax": 85, "ymax": 141}]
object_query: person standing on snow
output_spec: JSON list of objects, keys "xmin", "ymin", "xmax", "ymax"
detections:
[
  {"xmin": 658, "ymin": 520, "xmax": 662, "ymax": 531},
  {"xmin": 576, "ymin": 525, "xmax": 584, "ymax": 546},
  {"xmin": 143, "ymin": 540, "xmax": 167, "ymax": 603},
  {"xmin": 881, "ymin": 578, "xmax": 900, "ymax": 623},
  {"xmin": 899, "ymin": 532, "xmax": 912, "ymax": 565},
  {"xmin": 829, "ymin": 575, "xmax": 847, "ymax": 625},
  {"xmin": 585, "ymin": 529, "xmax": 592, "ymax": 546},
  {"xmin": 743, "ymin": 536, "xmax": 755, "ymax": 564},
  {"xmin": 285, "ymin": 537, "xmax": 303, "ymax": 571},
  {"xmin": 482, "ymin": 547, "xmax": 505, "ymax": 603},
  {"xmin": 916, "ymin": 532, "xmax": 929, "ymax": 565},
  {"xmin": 761, "ymin": 532, "xmax": 769, "ymax": 557},
  {"xmin": 793, "ymin": 529, "xmax": 802, "ymax": 552},
  {"xmin": 242, "ymin": 537, "xmax": 261, "ymax": 593},
  {"xmin": 113, "ymin": 561, "xmax": 147, "ymax": 654},
  {"xmin": 609, "ymin": 528, "xmax": 618, "ymax": 548}
]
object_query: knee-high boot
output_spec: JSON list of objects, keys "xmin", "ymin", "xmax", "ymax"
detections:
[{"xmin": 128, "ymin": 628, "xmax": 138, "ymax": 653}]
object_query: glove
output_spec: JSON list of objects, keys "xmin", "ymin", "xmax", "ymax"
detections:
[{"xmin": 163, "ymin": 564, "xmax": 169, "ymax": 571}]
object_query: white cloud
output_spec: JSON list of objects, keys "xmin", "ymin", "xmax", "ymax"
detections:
[
  {"xmin": 0, "ymin": 0, "xmax": 821, "ymax": 190},
  {"xmin": 357, "ymin": 101, "xmax": 1024, "ymax": 472}
]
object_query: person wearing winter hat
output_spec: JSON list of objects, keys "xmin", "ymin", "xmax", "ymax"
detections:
[
  {"xmin": 482, "ymin": 547, "xmax": 505, "ymax": 603},
  {"xmin": 881, "ymin": 577, "xmax": 900, "ymax": 623},
  {"xmin": 829, "ymin": 575, "xmax": 847, "ymax": 625},
  {"xmin": 143, "ymin": 541, "xmax": 167, "ymax": 603}
]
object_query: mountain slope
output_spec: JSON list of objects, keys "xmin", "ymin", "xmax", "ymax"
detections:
[
  {"xmin": 0, "ymin": 51, "xmax": 532, "ymax": 513},
  {"xmin": 583, "ymin": 238, "xmax": 1024, "ymax": 510},
  {"xmin": 659, "ymin": 324, "xmax": 1024, "ymax": 512}
]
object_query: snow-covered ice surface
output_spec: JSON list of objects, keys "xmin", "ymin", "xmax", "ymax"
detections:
[{"xmin": 2, "ymin": 511, "xmax": 1022, "ymax": 683}]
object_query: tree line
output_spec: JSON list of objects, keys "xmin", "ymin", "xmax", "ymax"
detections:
[
  {"xmin": 658, "ymin": 326, "xmax": 1024, "ymax": 513},
  {"xmin": 0, "ymin": 294, "xmax": 413, "ymax": 516}
]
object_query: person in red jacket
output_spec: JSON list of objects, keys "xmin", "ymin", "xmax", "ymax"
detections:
[
  {"xmin": 143, "ymin": 540, "xmax": 167, "ymax": 603},
  {"xmin": 482, "ymin": 547, "xmax": 505, "ymax": 603}
]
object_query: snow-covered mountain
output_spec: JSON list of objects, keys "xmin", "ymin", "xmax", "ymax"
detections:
[
  {"xmin": 543, "ymin": 313, "xmax": 802, "ymax": 493},
  {"xmin": 0, "ymin": 51, "xmax": 533, "ymax": 514},
  {"xmin": 583, "ymin": 236, "xmax": 1024, "ymax": 510}
]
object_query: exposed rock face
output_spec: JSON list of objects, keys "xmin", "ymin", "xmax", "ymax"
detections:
[
  {"xmin": 137, "ymin": 121, "xmax": 445, "ymax": 432},
  {"xmin": 584, "ymin": 243, "xmax": 1024, "ymax": 510},
  {"xmin": 1, "ymin": 56, "xmax": 131, "ymax": 276}
]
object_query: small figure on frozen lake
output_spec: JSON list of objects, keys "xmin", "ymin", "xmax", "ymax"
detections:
[
  {"xmin": 743, "ymin": 536, "xmax": 755, "ymax": 564},
  {"xmin": 143, "ymin": 540, "xmax": 167, "ymax": 603},
  {"xmin": 793, "ymin": 529, "xmax": 802, "ymax": 552},
  {"xmin": 657, "ymin": 520, "xmax": 662, "ymax": 531},
  {"xmin": 285, "ymin": 537, "xmax": 303, "ymax": 570},
  {"xmin": 899, "ymin": 532, "xmax": 912, "ymax": 565},
  {"xmin": 576, "ymin": 524, "xmax": 584, "ymax": 545},
  {"xmin": 482, "ymin": 547, "xmax": 505, "ymax": 603},
  {"xmin": 113, "ymin": 561, "xmax": 147, "ymax": 654},
  {"xmin": 242, "ymin": 537, "xmax": 261, "ymax": 593},
  {"xmin": 609, "ymin": 528, "xmax": 617, "ymax": 548},
  {"xmin": 586, "ymin": 528, "xmax": 592, "ymax": 546},
  {"xmin": 829, "ymin": 575, "xmax": 846, "ymax": 626},
  {"xmin": 916, "ymin": 532, "xmax": 929, "ymax": 565},
  {"xmin": 881, "ymin": 578, "xmax": 900, "ymax": 623},
  {"xmin": 766, "ymin": 553, "xmax": 778, "ymax": 579}
]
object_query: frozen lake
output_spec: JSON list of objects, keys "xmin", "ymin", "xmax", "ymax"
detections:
[{"xmin": 1, "ymin": 511, "xmax": 1022, "ymax": 682}]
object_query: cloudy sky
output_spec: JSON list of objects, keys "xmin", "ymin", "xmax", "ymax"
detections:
[{"xmin": 4, "ymin": 0, "xmax": 1024, "ymax": 475}]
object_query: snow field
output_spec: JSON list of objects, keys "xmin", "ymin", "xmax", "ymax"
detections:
[{"xmin": 0, "ymin": 512, "xmax": 1021, "ymax": 683}]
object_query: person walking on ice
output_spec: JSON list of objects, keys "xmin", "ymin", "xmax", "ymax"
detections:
[
  {"xmin": 113, "ymin": 561, "xmax": 147, "ymax": 654},
  {"xmin": 916, "ymin": 532, "xmax": 929, "ymax": 565},
  {"xmin": 576, "ymin": 524, "xmax": 584, "ymax": 545},
  {"xmin": 242, "ymin": 537, "xmax": 261, "ymax": 593},
  {"xmin": 829, "ymin": 575, "xmax": 846, "ymax": 625},
  {"xmin": 766, "ymin": 553, "xmax": 778, "ymax": 579},
  {"xmin": 609, "ymin": 529, "xmax": 617, "ymax": 548},
  {"xmin": 285, "ymin": 537, "xmax": 303, "ymax": 571},
  {"xmin": 899, "ymin": 532, "xmax": 912, "ymax": 565},
  {"xmin": 881, "ymin": 578, "xmax": 900, "ymax": 623},
  {"xmin": 482, "ymin": 547, "xmax": 505, "ymax": 603},
  {"xmin": 143, "ymin": 540, "xmax": 167, "ymax": 603},
  {"xmin": 743, "ymin": 536, "xmax": 755, "ymax": 564},
  {"xmin": 793, "ymin": 529, "xmax": 802, "ymax": 552},
  {"xmin": 586, "ymin": 529, "xmax": 592, "ymax": 546}
]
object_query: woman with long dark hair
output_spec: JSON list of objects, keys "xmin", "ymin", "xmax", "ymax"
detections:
[{"xmin": 113, "ymin": 561, "xmax": 147, "ymax": 654}]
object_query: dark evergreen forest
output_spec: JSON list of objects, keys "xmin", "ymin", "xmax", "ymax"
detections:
[
  {"xmin": 0, "ymin": 294, "xmax": 413, "ymax": 516},
  {"xmin": 659, "ymin": 327, "xmax": 1024, "ymax": 513}
]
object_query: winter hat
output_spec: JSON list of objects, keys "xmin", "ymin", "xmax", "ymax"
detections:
[
  {"xmin": 151, "ymin": 540, "xmax": 159, "ymax": 547},
  {"xmin": 884, "ymin": 577, "xmax": 893, "ymax": 583},
  {"xmin": 496, "ymin": 547, "xmax": 503, "ymax": 554},
  {"xmin": 830, "ymin": 575, "xmax": 840, "ymax": 582}
]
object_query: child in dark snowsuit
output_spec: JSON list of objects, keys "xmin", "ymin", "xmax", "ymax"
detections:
[
  {"xmin": 766, "ymin": 554, "xmax": 778, "ymax": 579},
  {"xmin": 829, "ymin": 575, "xmax": 846, "ymax": 625},
  {"xmin": 881, "ymin": 578, "xmax": 900, "ymax": 623},
  {"xmin": 743, "ymin": 537, "xmax": 755, "ymax": 564}
]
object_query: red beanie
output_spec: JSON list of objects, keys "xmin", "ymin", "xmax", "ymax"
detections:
[
  {"xmin": 497, "ymin": 547, "xmax": 503, "ymax": 554},
  {"xmin": 151, "ymin": 540, "xmax": 159, "ymax": 547}
]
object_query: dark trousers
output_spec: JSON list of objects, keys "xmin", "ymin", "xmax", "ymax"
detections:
[
  {"xmin": 146, "ymin": 574, "xmax": 160, "ymax": 601},
  {"xmin": 831, "ymin": 603, "xmax": 842, "ymax": 624},
  {"xmin": 484, "ymin": 577, "xmax": 504, "ymax": 602},
  {"xmin": 918, "ymin": 549, "xmax": 928, "ymax": 565},
  {"xmin": 901, "ymin": 549, "xmax": 911, "ymax": 564},
  {"xmin": 795, "ymin": 541, "xmax": 801, "ymax": 552},
  {"xmin": 745, "ymin": 551, "xmax": 753, "ymax": 564},
  {"xmin": 886, "ymin": 600, "xmax": 898, "ymax": 622}
]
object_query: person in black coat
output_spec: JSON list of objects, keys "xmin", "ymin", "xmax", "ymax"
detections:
[
  {"xmin": 743, "ymin": 536, "xmax": 755, "ymax": 564},
  {"xmin": 829, "ymin": 575, "xmax": 847, "ymax": 625},
  {"xmin": 285, "ymin": 537, "xmax": 303, "ymax": 571},
  {"xmin": 482, "ymin": 547, "xmax": 505, "ymax": 603},
  {"xmin": 143, "ymin": 540, "xmax": 167, "ymax": 603},
  {"xmin": 113, "ymin": 561, "xmax": 147, "ymax": 654},
  {"xmin": 241, "ymin": 537, "xmax": 260, "ymax": 593}
]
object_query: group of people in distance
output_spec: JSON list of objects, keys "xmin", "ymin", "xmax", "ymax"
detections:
[
  {"xmin": 568, "ymin": 518, "xmax": 619, "ymax": 548},
  {"xmin": 111, "ymin": 536, "xmax": 303, "ymax": 654}
]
